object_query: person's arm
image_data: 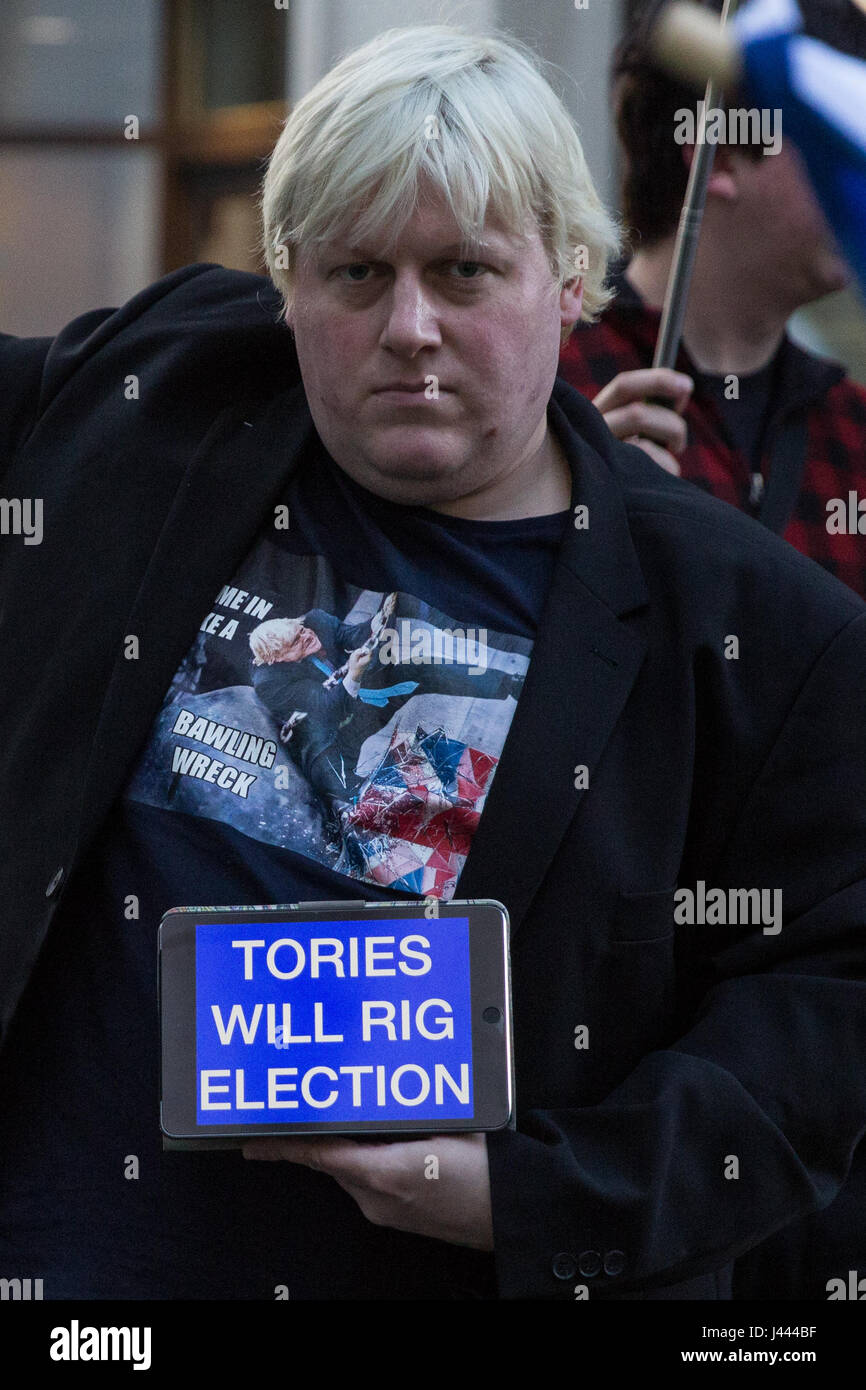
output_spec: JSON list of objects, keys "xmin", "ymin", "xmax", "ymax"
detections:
[
  {"xmin": 485, "ymin": 610, "xmax": 866, "ymax": 1297},
  {"xmin": 335, "ymin": 617, "xmax": 378, "ymax": 651},
  {"xmin": 1, "ymin": 264, "xmax": 237, "ymax": 485}
]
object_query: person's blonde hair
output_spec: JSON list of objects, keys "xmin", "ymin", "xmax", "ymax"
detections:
[
  {"xmin": 260, "ymin": 24, "xmax": 622, "ymax": 333},
  {"xmin": 249, "ymin": 617, "xmax": 304, "ymax": 666}
]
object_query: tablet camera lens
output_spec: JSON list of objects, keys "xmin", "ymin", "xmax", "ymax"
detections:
[{"xmin": 482, "ymin": 1006, "xmax": 501, "ymax": 1024}]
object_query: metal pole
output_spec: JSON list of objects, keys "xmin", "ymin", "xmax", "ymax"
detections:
[{"xmin": 652, "ymin": 0, "xmax": 740, "ymax": 369}]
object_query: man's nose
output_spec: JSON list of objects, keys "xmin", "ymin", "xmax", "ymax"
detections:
[{"xmin": 379, "ymin": 273, "xmax": 442, "ymax": 353}]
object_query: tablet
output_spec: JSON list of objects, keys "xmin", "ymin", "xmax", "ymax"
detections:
[{"xmin": 159, "ymin": 898, "xmax": 513, "ymax": 1147}]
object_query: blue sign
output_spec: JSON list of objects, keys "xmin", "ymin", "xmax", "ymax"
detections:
[{"xmin": 195, "ymin": 916, "xmax": 474, "ymax": 1124}]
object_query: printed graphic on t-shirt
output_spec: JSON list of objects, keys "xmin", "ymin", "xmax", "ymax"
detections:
[{"xmin": 126, "ymin": 545, "xmax": 531, "ymax": 900}]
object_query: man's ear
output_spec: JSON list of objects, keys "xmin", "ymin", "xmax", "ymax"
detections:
[
  {"xmin": 560, "ymin": 275, "xmax": 584, "ymax": 340},
  {"xmin": 681, "ymin": 142, "xmax": 739, "ymax": 200}
]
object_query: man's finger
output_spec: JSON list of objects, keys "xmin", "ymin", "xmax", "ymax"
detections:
[
  {"xmin": 242, "ymin": 1136, "xmax": 360, "ymax": 1169},
  {"xmin": 604, "ymin": 400, "xmax": 688, "ymax": 452},
  {"xmin": 625, "ymin": 435, "xmax": 682, "ymax": 476},
  {"xmin": 242, "ymin": 1134, "xmax": 403, "ymax": 1182},
  {"xmin": 593, "ymin": 367, "xmax": 693, "ymax": 414}
]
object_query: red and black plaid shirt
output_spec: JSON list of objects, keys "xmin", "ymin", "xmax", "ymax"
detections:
[{"xmin": 559, "ymin": 263, "xmax": 866, "ymax": 599}]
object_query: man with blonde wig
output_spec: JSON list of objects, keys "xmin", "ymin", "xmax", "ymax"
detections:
[{"xmin": 0, "ymin": 25, "xmax": 865, "ymax": 1303}]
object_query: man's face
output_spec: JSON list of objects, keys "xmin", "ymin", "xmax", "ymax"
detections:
[
  {"xmin": 278, "ymin": 625, "xmax": 322, "ymax": 663},
  {"xmin": 284, "ymin": 187, "xmax": 583, "ymax": 508}
]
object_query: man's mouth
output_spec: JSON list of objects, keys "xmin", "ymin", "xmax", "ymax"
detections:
[{"xmin": 374, "ymin": 381, "xmax": 429, "ymax": 392}]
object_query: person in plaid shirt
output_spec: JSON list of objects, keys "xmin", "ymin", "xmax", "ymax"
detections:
[
  {"xmin": 559, "ymin": 0, "xmax": 866, "ymax": 600},
  {"xmin": 560, "ymin": 0, "xmax": 866, "ymax": 1300}
]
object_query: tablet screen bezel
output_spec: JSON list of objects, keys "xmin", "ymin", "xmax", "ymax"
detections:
[{"xmin": 159, "ymin": 899, "xmax": 512, "ymax": 1140}]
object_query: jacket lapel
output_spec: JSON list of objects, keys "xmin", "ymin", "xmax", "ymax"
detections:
[
  {"xmin": 456, "ymin": 384, "xmax": 649, "ymax": 936},
  {"xmin": 76, "ymin": 382, "xmax": 315, "ymax": 857}
]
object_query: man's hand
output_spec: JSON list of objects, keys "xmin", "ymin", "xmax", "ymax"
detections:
[
  {"xmin": 242, "ymin": 1131, "xmax": 494, "ymax": 1250},
  {"xmin": 593, "ymin": 367, "xmax": 693, "ymax": 475},
  {"xmin": 347, "ymin": 647, "xmax": 372, "ymax": 682}
]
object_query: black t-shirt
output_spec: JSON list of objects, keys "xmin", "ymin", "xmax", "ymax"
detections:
[
  {"xmin": 0, "ymin": 414, "xmax": 574, "ymax": 1299},
  {"xmin": 695, "ymin": 351, "xmax": 781, "ymax": 473}
]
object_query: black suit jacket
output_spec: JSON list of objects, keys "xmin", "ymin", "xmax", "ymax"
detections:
[
  {"xmin": 2, "ymin": 264, "xmax": 866, "ymax": 1299},
  {"xmin": 250, "ymin": 606, "xmax": 362, "ymax": 781}
]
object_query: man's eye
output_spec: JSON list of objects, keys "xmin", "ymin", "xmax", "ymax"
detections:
[
  {"xmin": 338, "ymin": 264, "xmax": 374, "ymax": 283},
  {"xmin": 335, "ymin": 261, "xmax": 488, "ymax": 284},
  {"xmin": 447, "ymin": 261, "xmax": 486, "ymax": 280}
]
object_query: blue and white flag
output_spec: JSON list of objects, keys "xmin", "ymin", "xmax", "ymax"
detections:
[{"xmin": 733, "ymin": 0, "xmax": 866, "ymax": 294}]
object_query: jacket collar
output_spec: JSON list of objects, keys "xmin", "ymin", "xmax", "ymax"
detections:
[
  {"xmin": 455, "ymin": 379, "xmax": 650, "ymax": 924},
  {"xmin": 548, "ymin": 375, "xmax": 649, "ymax": 615}
]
